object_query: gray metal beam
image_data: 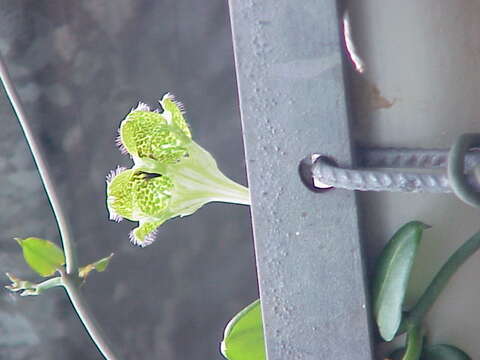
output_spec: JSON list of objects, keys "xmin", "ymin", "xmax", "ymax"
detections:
[{"xmin": 228, "ymin": 1, "xmax": 374, "ymax": 359}]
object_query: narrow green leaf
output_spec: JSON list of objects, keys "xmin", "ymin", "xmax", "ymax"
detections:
[
  {"xmin": 79, "ymin": 253, "xmax": 114, "ymax": 279},
  {"xmin": 372, "ymin": 221, "xmax": 429, "ymax": 341},
  {"xmin": 16, "ymin": 237, "xmax": 65, "ymax": 277},
  {"xmin": 421, "ymin": 344, "xmax": 471, "ymax": 360},
  {"xmin": 221, "ymin": 299, "xmax": 266, "ymax": 360}
]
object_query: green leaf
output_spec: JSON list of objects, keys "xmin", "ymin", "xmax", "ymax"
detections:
[
  {"xmin": 421, "ymin": 344, "xmax": 471, "ymax": 360},
  {"xmin": 221, "ymin": 299, "xmax": 266, "ymax": 360},
  {"xmin": 16, "ymin": 237, "xmax": 65, "ymax": 277},
  {"xmin": 372, "ymin": 221, "xmax": 429, "ymax": 341},
  {"xmin": 79, "ymin": 253, "xmax": 114, "ymax": 279}
]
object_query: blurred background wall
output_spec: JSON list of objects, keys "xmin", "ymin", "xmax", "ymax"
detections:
[
  {"xmin": 347, "ymin": 1, "xmax": 480, "ymax": 358},
  {"xmin": 0, "ymin": 1, "xmax": 258, "ymax": 359},
  {"xmin": 8, "ymin": 2, "xmax": 480, "ymax": 360}
]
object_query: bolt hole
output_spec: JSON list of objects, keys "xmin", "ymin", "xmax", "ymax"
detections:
[{"xmin": 298, "ymin": 154, "xmax": 335, "ymax": 193}]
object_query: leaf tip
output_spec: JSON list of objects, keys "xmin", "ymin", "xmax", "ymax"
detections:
[
  {"xmin": 420, "ymin": 222, "xmax": 432, "ymax": 230},
  {"xmin": 405, "ymin": 220, "xmax": 431, "ymax": 230},
  {"xmin": 381, "ymin": 332, "xmax": 395, "ymax": 342}
]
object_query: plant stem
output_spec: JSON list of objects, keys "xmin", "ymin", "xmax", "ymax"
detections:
[
  {"xmin": 406, "ymin": 229, "xmax": 480, "ymax": 327},
  {"xmin": 63, "ymin": 277, "xmax": 120, "ymax": 360},
  {"xmin": 0, "ymin": 54, "xmax": 78, "ymax": 273},
  {"xmin": 0, "ymin": 53, "xmax": 119, "ymax": 359},
  {"xmin": 402, "ymin": 325, "xmax": 423, "ymax": 360}
]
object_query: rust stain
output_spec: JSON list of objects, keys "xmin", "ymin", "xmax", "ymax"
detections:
[
  {"xmin": 350, "ymin": 72, "xmax": 396, "ymax": 113},
  {"xmin": 368, "ymin": 82, "xmax": 395, "ymax": 110}
]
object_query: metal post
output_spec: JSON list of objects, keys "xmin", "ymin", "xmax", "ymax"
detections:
[{"xmin": 228, "ymin": 1, "xmax": 374, "ymax": 359}]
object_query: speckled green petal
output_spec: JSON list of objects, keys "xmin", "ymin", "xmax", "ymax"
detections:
[
  {"xmin": 130, "ymin": 220, "xmax": 166, "ymax": 246},
  {"xmin": 106, "ymin": 168, "xmax": 135, "ymax": 221},
  {"xmin": 107, "ymin": 168, "xmax": 174, "ymax": 223},
  {"xmin": 131, "ymin": 172, "xmax": 173, "ymax": 217},
  {"xmin": 120, "ymin": 108, "xmax": 188, "ymax": 163},
  {"xmin": 161, "ymin": 93, "xmax": 192, "ymax": 138}
]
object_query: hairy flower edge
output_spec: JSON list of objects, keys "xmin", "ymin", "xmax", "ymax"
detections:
[
  {"xmin": 161, "ymin": 93, "xmax": 186, "ymax": 114},
  {"xmin": 115, "ymin": 101, "xmax": 151, "ymax": 156},
  {"xmin": 115, "ymin": 129, "xmax": 129, "ymax": 156},
  {"xmin": 128, "ymin": 220, "xmax": 165, "ymax": 247},
  {"xmin": 106, "ymin": 166, "xmax": 129, "ymax": 222}
]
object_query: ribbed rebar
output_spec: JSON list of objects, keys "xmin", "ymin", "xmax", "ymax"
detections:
[
  {"xmin": 312, "ymin": 157, "xmax": 480, "ymax": 193},
  {"xmin": 359, "ymin": 148, "xmax": 480, "ymax": 171}
]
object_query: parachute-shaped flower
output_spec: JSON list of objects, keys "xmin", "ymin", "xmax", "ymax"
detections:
[{"xmin": 107, "ymin": 94, "xmax": 250, "ymax": 246}]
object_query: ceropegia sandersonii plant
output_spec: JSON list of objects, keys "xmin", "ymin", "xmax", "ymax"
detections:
[{"xmin": 107, "ymin": 93, "xmax": 250, "ymax": 246}]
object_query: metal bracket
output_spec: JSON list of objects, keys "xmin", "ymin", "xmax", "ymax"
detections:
[{"xmin": 228, "ymin": 1, "xmax": 374, "ymax": 359}]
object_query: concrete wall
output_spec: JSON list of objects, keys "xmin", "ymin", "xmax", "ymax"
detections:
[{"xmin": 348, "ymin": 1, "xmax": 480, "ymax": 358}]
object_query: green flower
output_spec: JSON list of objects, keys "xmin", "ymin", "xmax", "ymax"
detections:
[
  {"xmin": 117, "ymin": 95, "xmax": 191, "ymax": 164},
  {"xmin": 107, "ymin": 94, "xmax": 250, "ymax": 246}
]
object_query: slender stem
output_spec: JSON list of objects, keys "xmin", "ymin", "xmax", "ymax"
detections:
[
  {"xmin": 35, "ymin": 276, "xmax": 64, "ymax": 292},
  {"xmin": 0, "ymin": 54, "xmax": 78, "ymax": 273},
  {"xmin": 406, "ymin": 230, "xmax": 480, "ymax": 326},
  {"xmin": 63, "ymin": 277, "xmax": 120, "ymax": 360},
  {"xmin": 0, "ymin": 54, "xmax": 119, "ymax": 359},
  {"xmin": 402, "ymin": 325, "xmax": 423, "ymax": 360}
]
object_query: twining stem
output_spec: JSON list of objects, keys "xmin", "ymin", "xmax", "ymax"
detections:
[
  {"xmin": 0, "ymin": 54, "xmax": 119, "ymax": 360},
  {"xmin": 402, "ymin": 325, "xmax": 423, "ymax": 360},
  {"xmin": 63, "ymin": 276, "xmax": 119, "ymax": 360},
  {"xmin": 405, "ymin": 229, "xmax": 480, "ymax": 327},
  {"xmin": 33, "ymin": 276, "xmax": 63, "ymax": 293},
  {"xmin": 0, "ymin": 55, "xmax": 77, "ymax": 273}
]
